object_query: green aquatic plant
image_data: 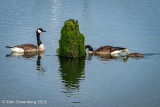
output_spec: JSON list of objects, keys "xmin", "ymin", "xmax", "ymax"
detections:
[{"xmin": 58, "ymin": 19, "xmax": 86, "ymax": 57}]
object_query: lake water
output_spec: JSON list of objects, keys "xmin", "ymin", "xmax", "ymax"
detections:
[{"xmin": 0, "ymin": 0, "xmax": 160, "ymax": 107}]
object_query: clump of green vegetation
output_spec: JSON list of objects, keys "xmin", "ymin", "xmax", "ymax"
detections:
[{"xmin": 58, "ymin": 19, "xmax": 86, "ymax": 57}]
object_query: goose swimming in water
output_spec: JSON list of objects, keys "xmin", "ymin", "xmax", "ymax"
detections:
[
  {"xmin": 6, "ymin": 28, "xmax": 46, "ymax": 52},
  {"xmin": 85, "ymin": 45, "xmax": 126, "ymax": 55},
  {"xmin": 124, "ymin": 49, "xmax": 144, "ymax": 57}
]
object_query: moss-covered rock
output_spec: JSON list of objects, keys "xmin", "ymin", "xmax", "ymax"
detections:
[{"xmin": 58, "ymin": 19, "xmax": 86, "ymax": 57}]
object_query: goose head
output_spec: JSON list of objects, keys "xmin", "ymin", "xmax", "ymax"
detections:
[{"xmin": 37, "ymin": 28, "xmax": 46, "ymax": 34}]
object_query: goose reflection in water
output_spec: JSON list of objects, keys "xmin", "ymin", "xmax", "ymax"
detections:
[
  {"xmin": 58, "ymin": 56, "xmax": 85, "ymax": 97},
  {"xmin": 6, "ymin": 51, "xmax": 46, "ymax": 73},
  {"xmin": 86, "ymin": 53, "xmax": 125, "ymax": 61},
  {"xmin": 86, "ymin": 53, "xmax": 144, "ymax": 63},
  {"xmin": 95, "ymin": 54, "xmax": 123, "ymax": 61}
]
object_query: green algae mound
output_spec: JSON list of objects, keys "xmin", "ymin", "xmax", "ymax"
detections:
[{"xmin": 58, "ymin": 19, "xmax": 86, "ymax": 57}]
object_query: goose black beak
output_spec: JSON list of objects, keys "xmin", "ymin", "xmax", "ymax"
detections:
[{"xmin": 42, "ymin": 30, "xmax": 46, "ymax": 32}]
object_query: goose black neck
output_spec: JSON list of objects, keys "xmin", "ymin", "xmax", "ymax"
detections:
[
  {"xmin": 36, "ymin": 31, "xmax": 42, "ymax": 46},
  {"xmin": 85, "ymin": 45, "xmax": 93, "ymax": 51}
]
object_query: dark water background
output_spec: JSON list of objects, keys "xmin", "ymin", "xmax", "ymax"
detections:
[{"xmin": 0, "ymin": 0, "xmax": 160, "ymax": 107}]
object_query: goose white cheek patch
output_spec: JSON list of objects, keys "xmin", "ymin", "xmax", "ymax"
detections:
[{"xmin": 38, "ymin": 29, "xmax": 42, "ymax": 33}]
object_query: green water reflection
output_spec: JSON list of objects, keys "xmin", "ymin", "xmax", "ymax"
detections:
[{"xmin": 58, "ymin": 57, "xmax": 85, "ymax": 96}]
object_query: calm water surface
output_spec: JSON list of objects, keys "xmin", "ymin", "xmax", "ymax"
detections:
[{"xmin": 0, "ymin": 0, "xmax": 160, "ymax": 107}]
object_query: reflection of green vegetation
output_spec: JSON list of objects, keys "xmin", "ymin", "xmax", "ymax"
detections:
[
  {"xmin": 58, "ymin": 19, "xmax": 86, "ymax": 57},
  {"xmin": 58, "ymin": 56, "xmax": 85, "ymax": 94}
]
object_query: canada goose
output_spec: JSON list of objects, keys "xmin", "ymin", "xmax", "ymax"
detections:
[
  {"xmin": 6, "ymin": 28, "xmax": 46, "ymax": 52},
  {"xmin": 85, "ymin": 45, "xmax": 126, "ymax": 55},
  {"xmin": 124, "ymin": 49, "xmax": 144, "ymax": 57}
]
